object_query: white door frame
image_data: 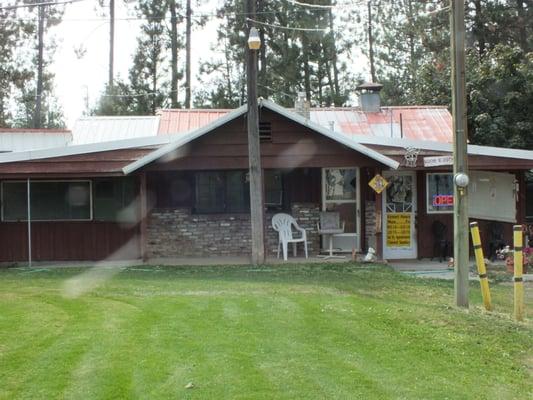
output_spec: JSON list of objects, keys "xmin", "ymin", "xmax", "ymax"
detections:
[
  {"xmin": 321, "ymin": 167, "xmax": 361, "ymax": 251},
  {"xmin": 382, "ymin": 170, "xmax": 418, "ymax": 259}
]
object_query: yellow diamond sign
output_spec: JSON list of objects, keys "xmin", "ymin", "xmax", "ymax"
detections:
[{"xmin": 368, "ymin": 174, "xmax": 389, "ymax": 194}]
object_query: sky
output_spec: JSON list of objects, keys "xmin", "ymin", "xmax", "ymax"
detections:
[{"xmin": 51, "ymin": 0, "xmax": 220, "ymax": 128}]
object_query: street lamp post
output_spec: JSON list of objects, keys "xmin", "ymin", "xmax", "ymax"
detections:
[{"xmin": 246, "ymin": 21, "xmax": 265, "ymax": 265}]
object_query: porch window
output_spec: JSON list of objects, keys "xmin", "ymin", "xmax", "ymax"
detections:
[
  {"xmin": 93, "ymin": 177, "xmax": 137, "ymax": 222},
  {"xmin": 1, "ymin": 180, "xmax": 92, "ymax": 221},
  {"xmin": 194, "ymin": 171, "xmax": 249, "ymax": 213},
  {"xmin": 264, "ymin": 170, "xmax": 283, "ymax": 207},
  {"xmin": 426, "ymin": 173, "xmax": 453, "ymax": 213}
]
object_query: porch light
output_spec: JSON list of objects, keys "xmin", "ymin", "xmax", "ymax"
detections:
[{"xmin": 248, "ymin": 27, "xmax": 261, "ymax": 50}]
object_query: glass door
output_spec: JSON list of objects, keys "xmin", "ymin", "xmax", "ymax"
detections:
[
  {"xmin": 382, "ymin": 171, "xmax": 417, "ymax": 259},
  {"xmin": 321, "ymin": 168, "xmax": 360, "ymax": 252}
]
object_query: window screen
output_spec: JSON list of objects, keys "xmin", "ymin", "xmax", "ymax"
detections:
[
  {"xmin": 2, "ymin": 181, "xmax": 91, "ymax": 221},
  {"xmin": 194, "ymin": 171, "xmax": 250, "ymax": 214},
  {"xmin": 427, "ymin": 173, "xmax": 453, "ymax": 213},
  {"xmin": 93, "ymin": 178, "xmax": 137, "ymax": 222},
  {"xmin": 195, "ymin": 172, "xmax": 225, "ymax": 213},
  {"xmin": 264, "ymin": 170, "xmax": 283, "ymax": 206}
]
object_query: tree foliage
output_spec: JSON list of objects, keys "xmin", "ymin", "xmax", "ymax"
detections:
[{"xmin": 0, "ymin": 3, "xmax": 65, "ymax": 128}]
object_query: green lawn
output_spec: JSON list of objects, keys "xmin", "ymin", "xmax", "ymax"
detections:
[{"xmin": 0, "ymin": 263, "xmax": 531, "ymax": 400}]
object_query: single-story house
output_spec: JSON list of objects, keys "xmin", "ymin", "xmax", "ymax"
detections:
[{"xmin": 0, "ymin": 92, "xmax": 531, "ymax": 263}]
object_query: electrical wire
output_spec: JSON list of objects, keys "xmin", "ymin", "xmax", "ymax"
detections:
[
  {"xmin": 246, "ymin": 17, "xmax": 329, "ymax": 32},
  {"xmin": 0, "ymin": 0, "xmax": 86, "ymax": 11}
]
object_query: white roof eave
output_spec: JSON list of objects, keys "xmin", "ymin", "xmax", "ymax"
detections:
[
  {"xmin": 0, "ymin": 134, "xmax": 177, "ymax": 164},
  {"xmin": 349, "ymin": 134, "xmax": 533, "ymax": 161}
]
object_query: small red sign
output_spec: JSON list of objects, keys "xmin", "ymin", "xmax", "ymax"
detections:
[{"xmin": 433, "ymin": 195, "xmax": 454, "ymax": 207}]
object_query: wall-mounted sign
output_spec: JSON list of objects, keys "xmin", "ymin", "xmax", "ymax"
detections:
[
  {"xmin": 368, "ymin": 174, "xmax": 389, "ymax": 194},
  {"xmin": 386, "ymin": 213, "xmax": 411, "ymax": 247},
  {"xmin": 423, "ymin": 155, "xmax": 453, "ymax": 167},
  {"xmin": 432, "ymin": 194, "xmax": 454, "ymax": 207}
]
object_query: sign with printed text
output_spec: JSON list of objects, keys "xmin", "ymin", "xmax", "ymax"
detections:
[
  {"xmin": 423, "ymin": 155, "xmax": 453, "ymax": 167},
  {"xmin": 386, "ymin": 213, "xmax": 411, "ymax": 247},
  {"xmin": 368, "ymin": 174, "xmax": 389, "ymax": 194},
  {"xmin": 432, "ymin": 194, "xmax": 454, "ymax": 207}
]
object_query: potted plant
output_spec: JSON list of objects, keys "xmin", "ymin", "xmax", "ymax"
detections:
[{"xmin": 502, "ymin": 245, "xmax": 531, "ymax": 274}]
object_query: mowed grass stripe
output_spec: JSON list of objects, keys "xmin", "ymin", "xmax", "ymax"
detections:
[{"xmin": 0, "ymin": 264, "xmax": 531, "ymax": 400}]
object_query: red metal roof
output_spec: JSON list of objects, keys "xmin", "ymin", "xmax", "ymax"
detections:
[
  {"xmin": 310, "ymin": 106, "xmax": 452, "ymax": 143},
  {"xmin": 156, "ymin": 106, "xmax": 452, "ymax": 143},
  {"xmin": 157, "ymin": 109, "xmax": 231, "ymax": 135}
]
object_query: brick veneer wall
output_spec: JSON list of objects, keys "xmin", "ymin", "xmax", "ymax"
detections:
[{"xmin": 146, "ymin": 203, "xmax": 320, "ymax": 258}]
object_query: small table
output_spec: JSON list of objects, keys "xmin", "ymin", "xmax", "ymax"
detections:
[{"xmin": 318, "ymin": 228, "xmax": 345, "ymax": 259}]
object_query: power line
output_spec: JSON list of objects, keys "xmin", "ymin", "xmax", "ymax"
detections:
[
  {"xmin": 0, "ymin": 0, "xmax": 86, "ymax": 11},
  {"xmin": 246, "ymin": 17, "xmax": 329, "ymax": 32}
]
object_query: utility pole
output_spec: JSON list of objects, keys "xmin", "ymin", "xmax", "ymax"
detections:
[
  {"xmin": 184, "ymin": 0, "xmax": 192, "ymax": 108},
  {"xmin": 450, "ymin": 0, "xmax": 469, "ymax": 308},
  {"xmin": 108, "ymin": 0, "xmax": 115, "ymax": 89},
  {"xmin": 367, "ymin": 1, "xmax": 376, "ymax": 83},
  {"xmin": 246, "ymin": 0, "xmax": 265, "ymax": 265},
  {"xmin": 33, "ymin": 4, "xmax": 44, "ymax": 128}
]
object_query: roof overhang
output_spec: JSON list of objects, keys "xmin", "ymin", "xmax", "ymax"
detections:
[
  {"xmin": 122, "ymin": 100, "xmax": 400, "ymax": 174},
  {"xmin": 349, "ymin": 135, "xmax": 533, "ymax": 161},
  {"xmin": 0, "ymin": 135, "xmax": 172, "ymax": 164}
]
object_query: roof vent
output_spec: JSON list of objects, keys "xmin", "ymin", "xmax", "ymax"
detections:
[
  {"xmin": 259, "ymin": 121, "xmax": 272, "ymax": 142},
  {"xmin": 356, "ymin": 82, "xmax": 383, "ymax": 113}
]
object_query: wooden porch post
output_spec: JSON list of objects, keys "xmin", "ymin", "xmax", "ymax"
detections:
[
  {"xmin": 139, "ymin": 172, "xmax": 148, "ymax": 262},
  {"xmin": 375, "ymin": 168, "xmax": 384, "ymax": 259}
]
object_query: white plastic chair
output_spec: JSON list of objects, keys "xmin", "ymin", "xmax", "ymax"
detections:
[{"xmin": 271, "ymin": 213, "xmax": 308, "ymax": 261}]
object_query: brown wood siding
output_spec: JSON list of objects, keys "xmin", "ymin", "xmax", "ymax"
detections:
[
  {"xmin": 145, "ymin": 110, "xmax": 383, "ymax": 171},
  {"xmin": 0, "ymin": 221, "xmax": 140, "ymax": 262}
]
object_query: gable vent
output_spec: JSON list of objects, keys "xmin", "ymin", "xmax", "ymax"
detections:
[{"xmin": 259, "ymin": 121, "xmax": 272, "ymax": 142}]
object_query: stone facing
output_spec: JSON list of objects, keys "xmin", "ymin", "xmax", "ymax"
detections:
[{"xmin": 146, "ymin": 203, "xmax": 320, "ymax": 258}]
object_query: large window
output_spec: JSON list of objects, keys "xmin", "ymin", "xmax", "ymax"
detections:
[
  {"xmin": 426, "ymin": 173, "xmax": 453, "ymax": 213},
  {"xmin": 195, "ymin": 171, "xmax": 249, "ymax": 213},
  {"xmin": 1, "ymin": 180, "xmax": 92, "ymax": 221},
  {"xmin": 93, "ymin": 178, "xmax": 137, "ymax": 222}
]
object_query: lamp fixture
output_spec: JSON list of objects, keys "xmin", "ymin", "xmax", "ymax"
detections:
[{"xmin": 247, "ymin": 27, "xmax": 261, "ymax": 50}]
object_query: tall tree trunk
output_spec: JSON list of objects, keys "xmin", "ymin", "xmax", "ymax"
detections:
[
  {"xmin": 169, "ymin": 0, "xmax": 179, "ymax": 108},
  {"xmin": 516, "ymin": 0, "xmax": 528, "ymax": 52},
  {"xmin": 367, "ymin": 1, "xmax": 376, "ymax": 83},
  {"xmin": 302, "ymin": 35, "xmax": 312, "ymax": 101},
  {"xmin": 323, "ymin": 45, "xmax": 335, "ymax": 106},
  {"xmin": 185, "ymin": 0, "xmax": 192, "ymax": 108},
  {"xmin": 257, "ymin": 0, "xmax": 267, "ymax": 98},
  {"xmin": 33, "ymin": 4, "xmax": 44, "ymax": 128},
  {"xmin": 152, "ymin": 28, "xmax": 158, "ymax": 114},
  {"xmin": 108, "ymin": 0, "xmax": 114, "ymax": 89},
  {"xmin": 328, "ymin": 8, "xmax": 340, "ymax": 105},
  {"xmin": 407, "ymin": 0, "xmax": 417, "ymax": 99},
  {"xmin": 473, "ymin": 0, "xmax": 485, "ymax": 57},
  {"xmin": 224, "ymin": 40, "xmax": 233, "ymax": 101}
]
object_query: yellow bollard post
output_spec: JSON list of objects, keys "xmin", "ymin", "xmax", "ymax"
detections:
[
  {"xmin": 513, "ymin": 225, "xmax": 524, "ymax": 321},
  {"xmin": 469, "ymin": 222, "xmax": 492, "ymax": 311}
]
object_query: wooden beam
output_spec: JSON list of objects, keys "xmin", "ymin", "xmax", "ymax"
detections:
[{"xmin": 139, "ymin": 172, "xmax": 148, "ymax": 262}]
